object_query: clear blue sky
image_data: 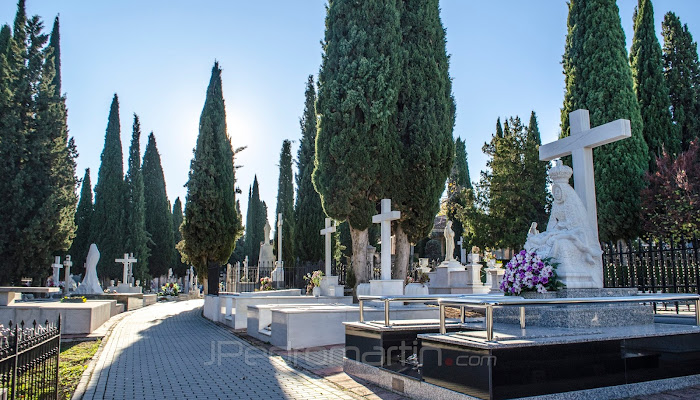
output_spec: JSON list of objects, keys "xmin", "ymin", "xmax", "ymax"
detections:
[{"xmin": 1, "ymin": 1, "xmax": 699, "ymax": 225}]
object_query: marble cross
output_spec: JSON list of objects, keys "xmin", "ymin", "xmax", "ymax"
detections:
[
  {"xmin": 320, "ymin": 218, "xmax": 336, "ymax": 277},
  {"xmin": 115, "ymin": 253, "xmax": 137, "ymax": 285},
  {"xmin": 539, "ymin": 109, "xmax": 631, "ymax": 239},
  {"xmin": 372, "ymin": 199, "xmax": 401, "ymax": 280},
  {"xmin": 63, "ymin": 255, "xmax": 73, "ymax": 294},
  {"xmin": 51, "ymin": 256, "xmax": 62, "ymax": 287},
  {"xmin": 277, "ymin": 213, "xmax": 283, "ymax": 267}
]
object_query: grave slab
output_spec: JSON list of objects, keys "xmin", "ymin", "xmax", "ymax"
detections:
[{"xmin": 0, "ymin": 300, "xmax": 114, "ymax": 334}]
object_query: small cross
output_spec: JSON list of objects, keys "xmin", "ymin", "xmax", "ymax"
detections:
[
  {"xmin": 63, "ymin": 256, "xmax": 73, "ymax": 294},
  {"xmin": 115, "ymin": 253, "xmax": 137, "ymax": 285},
  {"xmin": 320, "ymin": 218, "xmax": 337, "ymax": 276},
  {"xmin": 372, "ymin": 199, "xmax": 401, "ymax": 280},
  {"xmin": 539, "ymin": 109, "xmax": 631, "ymax": 239},
  {"xmin": 51, "ymin": 256, "xmax": 63, "ymax": 287}
]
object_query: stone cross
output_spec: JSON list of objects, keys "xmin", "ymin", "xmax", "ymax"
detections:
[
  {"xmin": 63, "ymin": 255, "xmax": 73, "ymax": 294},
  {"xmin": 51, "ymin": 256, "xmax": 62, "ymax": 287},
  {"xmin": 539, "ymin": 109, "xmax": 631, "ymax": 240},
  {"xmin": 372, "ymin": 199, "xmax": 401, "ymax": 280},
  {"xmin": 115, "ymin": 253, "xmax": 137, "ymax": 285},
  {"xmin": 277, "ymin": 213, "xmax": 283, "ymax": 268},
  {"xmin": 320, "ymin": 218, "xmax": 336, "ymax": 277},
  {"xmin": 457, "ymin": 236, "xmax": 466, "ymax": 264}
]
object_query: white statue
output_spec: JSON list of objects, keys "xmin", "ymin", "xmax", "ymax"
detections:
[
  {"xmin": 524, "ymin": 161, "xmax": 603, "ymax": 288},
  {"xmin": 444, "ymin": 220, "xmax": 455, "ymax": 262},
  {"xmin": 76, "ymin": 244, "xmax": 103, "ymax": 294}
]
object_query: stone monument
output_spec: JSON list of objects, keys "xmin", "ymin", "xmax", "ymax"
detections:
[
  {"xmin": 115, "ymin": 253, "xmax": 141, "ymax": 293},
  {"xmin": 258, "ymin": 220, "xmax": 276, "ymax": 279},
  {"xmin": 436, "ymin": 220, "xmax": 464, "ymax": 272},
  {"xmin": 51, "ymin": 256, "xmax": 62, "ymax": 287},
  {"xmin": 271, "ymin": 213, "xmax": 285, "ymax": 286},
  {"xmin": 76, "ymin": 244, "xmax": 103, "ymax": 295},
  {"xmin": 63, "ymin": 255, "xmax": 74, "ymax": 294}
]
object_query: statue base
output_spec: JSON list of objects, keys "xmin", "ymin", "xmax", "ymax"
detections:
[
  {"xmin": 494, "ymin": 288, "xmax": 654, "ymax": 328},
  {"xmin": 437, "ymin": 260, "xmax": 465, "ymax": 272}
]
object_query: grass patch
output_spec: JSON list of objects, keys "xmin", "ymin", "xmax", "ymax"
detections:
[{"xmin": 58, "ymin": 340, "xmax": 100, "ymax": 399}]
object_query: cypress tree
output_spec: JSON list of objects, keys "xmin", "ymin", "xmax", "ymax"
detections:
[
  {"xmin": 630, "ymin": 0, "xmax": 679, "ymax": 163},
  {"xmin": 524, "ymin": 112, "xmax": 550, "ymax": 230},
  {"xmin": 245, "ymin": 176, "xmax": 265, "ymax": 265},
  {"xmin": 142, "ymin": 132, "xmax": 174, "ymax": 279},
  {"xmin": 124, "ymin": 115, "xmax": 150, "ymax": 285},
  {"xmin": 294, "ymin": 76, "xmax": 324, "ymax": 264},
  {"xmin": 180, "ymin": 62, "xmax": 243, "ymax": 294},
  {"xmin": 560, "ymin": 0, "xmax": 649, "ymax": 241},
  {"xmin": 69, "ymin": 169, "xmax": 93, "ymax": 275},
  {"xmin": 447, "ymin": 137, "xmax": 473, "ymax": 257},
  {"xmin": 314, "ymin": 0, "xmax": 402, "ymax": 283},
  {"xmin": 48, "ymin": 16, "xmax": 60, "ymax": 95},
  {"xmin": 273, "ymin": 140, "xmax": 295, "ymax": 269},
  {"xmin": 662, "ymin": 12, "xmax": 700, "ymax": 150},
  {"xmin": 171, "ymin": 197, "xmax": 187, "ymax": 275},
  {"xmin": 392, "ymin": 0, "xmax": 455, "ymax": 280},
  {"xmin": 92, "ymin": 94, "xmax": 125, "ymax": 280},
  {"xmin": 228, "ymin": 199, "xmax": 247, "ymax": 266}
]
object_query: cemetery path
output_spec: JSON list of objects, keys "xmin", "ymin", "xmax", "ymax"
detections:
[{"xmin": 77, "ymin": 300, "xmax": 365, "ymax": 400}]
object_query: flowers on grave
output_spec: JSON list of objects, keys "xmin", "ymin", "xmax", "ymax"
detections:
[
  {"xmin": 159, "ymin": 282, "xmax": 180, "ymax": 296},
  {"xmin": 471, "ymin": 246, "xmax": 480, "ymax": 255},
  {"xmin": 259, "ymin": 276, "xmax": 273, "ymax": 291},
  {"xmin": 303, "ymin": 270, "xmax": 324, "ymax": 294},
  {"xmin": 60, "ymin": 296, "xmax": 87, "ymax": 303},
  {"xmin": 406, "ymin": 270, "xmax": 430, "ymax": 285},
  {"xmin": 500, "ymin": 250, "xmax": 563, "ymax": 295}
]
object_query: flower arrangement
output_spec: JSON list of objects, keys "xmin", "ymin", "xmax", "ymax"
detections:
[
  {"xmin": 500, "ymin": 250, "xmax": 563, "ymax": 295},
  {"xmin": 483, "ymin": 247, "xmax": 497, "ymax": 266},
  {"xmin": 60, "ymin": 296, "xmax": 87, "ymax": 303},
  {"xmin": 159, "ymin": 282, "xmax": 180, "ymax": 296},
  {"xmin": 471, "ymin": 246, "xmax": 480, "ymax": 254},
  {"xmin": 259, "ymin": 276, "xmax": 273, "ymax": 291},
  {"xmin": 303, "ymin": 270, "xmax": 324, "ymax": 294}
]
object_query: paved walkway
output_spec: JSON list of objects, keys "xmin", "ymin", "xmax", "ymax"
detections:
[{"xmin": 77, "ymin": 300, "xmax": 368, "ymax": 400}]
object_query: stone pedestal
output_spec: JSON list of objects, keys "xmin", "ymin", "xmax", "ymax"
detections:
[
  {"xmin": 437, "ymin": 260, "xmax": 464, "ymax": 272},
  {"xmin": 427, "ymin": 261, "xmax": 488, "ymax": 294},
  {"xmin": 369, "ymin": 279, "xmax": 404, "ymax": 296},
  {"xmin": 115, "ymin": 283, "xmax": 142, "ymax": 294},
  {"xmin": 320, "ymin": 276, "xmax": 343, "ymax": 297},
  {"xmin": 486, "ymin": 268, "xmax": 505, "ymax": 294}
]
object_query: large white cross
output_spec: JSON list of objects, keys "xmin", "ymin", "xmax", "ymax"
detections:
[
  {"xmin": 320, "ymin": 218, "xmax": 336, "ymax": 276},
  {"xmin": 539, "ymin": 109, "xmax": 631, "ymax": 239},
  {"xmin": 277, "ymin": 213, "xmax": 283, "ymax": 267},
  {"xmin": 115, "ymin": 253, "xmax": 137, "ymax": 285},
  {"xmin": 372, "ymin": 199, "xmax": 401, "ymax": 280}
]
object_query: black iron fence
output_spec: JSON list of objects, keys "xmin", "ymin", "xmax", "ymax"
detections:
[
  {"xmin": 0, "ymin": 318, "xmax": 61, "ymax": 400},
  {"xmin": 602, "ymin": 236, "xmax": 699, "ymax": 293}
]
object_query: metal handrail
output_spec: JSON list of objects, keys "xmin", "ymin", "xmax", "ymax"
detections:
[
  {"xmin": 438, "ymin": 293, "xmax": 700, "ymax": 341},
  {"xmin": 357, "ymin": 294, "xmax": 508, "ymax": 327}
]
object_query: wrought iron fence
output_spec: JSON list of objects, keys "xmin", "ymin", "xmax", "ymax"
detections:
[
  {"xmin": 602, "ymin": 236, "xmax": 699, "ymax": 294},
  {"xmin": 0, "ymin": 318, "xmax": 61, "ymax": 400}
]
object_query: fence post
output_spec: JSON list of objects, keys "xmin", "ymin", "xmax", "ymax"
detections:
[
  {"xmin": 55, "ymin": 315, "xmax": 61, "ymax": 397},
  {"xmin": 11, "ymin": 323, "xmax": 18, "ymax": 400}
]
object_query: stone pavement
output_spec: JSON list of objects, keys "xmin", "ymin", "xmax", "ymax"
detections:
[{"xmin": 75, "ymin": 299, "xmax": 397, "ymax": 400}]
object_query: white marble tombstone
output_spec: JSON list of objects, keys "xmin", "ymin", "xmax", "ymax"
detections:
[
  {"xmin": 369, "ymin": 199, "xmax": 403, "ymax": 296},
  {"xmin": 76, "ymin": 244, "xmax": 103, "ymax": 295}
]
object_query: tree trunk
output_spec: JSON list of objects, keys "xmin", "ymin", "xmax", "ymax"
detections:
[
  {"xmin": 348, "ymin": 223, "xmax": 369, "ymax": 287},
  {"xmin": 393, "ymin": 224, "xmax": 410, "ymax": 281},
  {"xmin": 207, "ymin": 260, "xmax": 219, "ymax": 295}
]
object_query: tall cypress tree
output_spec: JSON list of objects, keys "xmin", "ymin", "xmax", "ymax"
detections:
[
  {"xmin": 273, "ymin": 140, "xmax": 295, "ymax": 269},
  {"xmin": 630, "ymin": 0, "xmax": 679, "ymax": 164},
  {"xmin": 560, "ymin": 0, "xmax": 649, "ymax": 241},
  {"xmin": 124, "ymin": 115, "xmax": 150, "ymax": 285},
  {"xmin": 314, "ymin": 0, "xmax": 402, "ymax": 283},
  {"xmin": 662, "ymin": 12, "xmax": 700, "ymax": 151},
  {"xmin": 142, "ymin": 132, "xmax": 174, "ymax": 279},
  {"xmin": 171, "ymin": 197, "xmax": 187, "ymax": 275},
  {"xmin": 392, "ymin": 0, "xmax": 455, "ymax": 280},
  {"xmin": 69, "ymin": 169, "xmax": 93, "ymax": 275},
  {"xmin": 446, "ymin": 137, "xmax": 472, "ymax": 258},
  {"xmin": 92, "ymin": 94, "xmax": 125, "ymax": 280},
  {"xmin": 245, "ymin": 176, "xmax": 265, "ymax": 265},
  {"xmin": 48, "ymin": 16, "xmax": 60, "ymax": 95},
  {"xmin": 180, "ymin": 62, "xmax": 243, "ymax": 294},
  {"xmin": 294, "ymin": 76, "xmax": 324, "ymax": 264},
  {"xmin": 524, "ymin": 112, "xmax": 550, "ymax": 230}
]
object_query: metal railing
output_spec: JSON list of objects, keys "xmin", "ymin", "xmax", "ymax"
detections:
[
  {"xmin": 0, "ymin": 317, "xmax": 61, "ymax": 400},
  {"xmin": 438, "ymin": 293, "xmax": 700, "ymax": 341},
  {"xmin": 357, "ymin": 294, "xmax": 506, "ymax": 327}
]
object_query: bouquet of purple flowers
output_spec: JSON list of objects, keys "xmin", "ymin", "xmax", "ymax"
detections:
[{"xmin": 500, "ymin": 250, "xmax": 562, "ymax": 295}]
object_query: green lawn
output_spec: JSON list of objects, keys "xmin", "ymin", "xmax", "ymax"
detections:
[{"xmin": 58, "ymin": 340, "xmax": 101, "ymax": 400}]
